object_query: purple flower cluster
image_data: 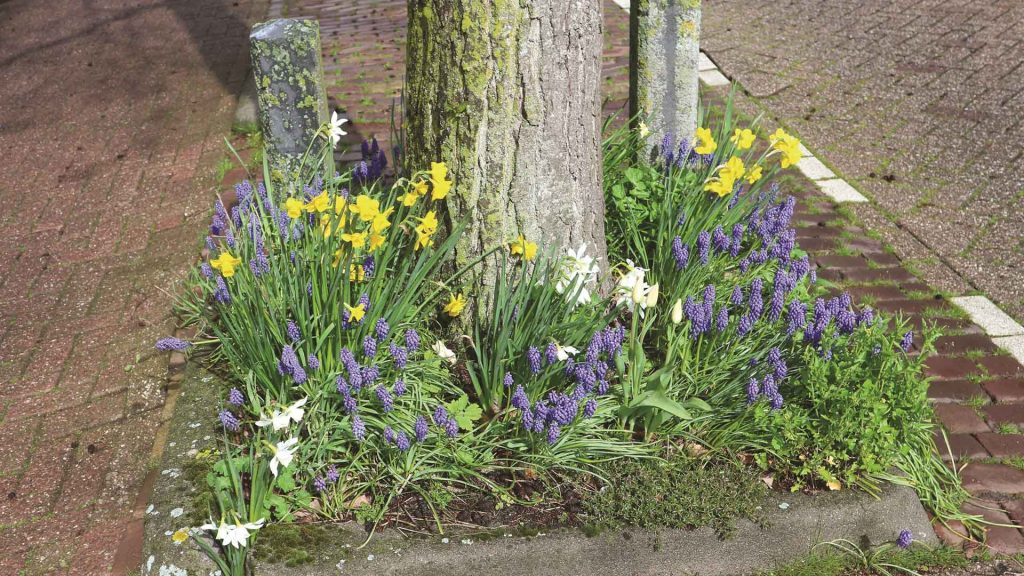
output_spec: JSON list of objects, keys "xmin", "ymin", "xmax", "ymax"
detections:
[
  {"xmin": 353, "ymin": 138, "xmax": 388, "ymax": 183},
  {"xmin": 155, "ymin": 337, "xmax": 191, "ymax": 351},
  {"xmin": 228, "ymin": 388, "xmax": 244, "ymax": 406},
  {"xmin": 747, "ymin": 348, "xmax": 788, "ymax": 409},
  {"xmin": 512, "ymin": 326, "xmax": 625, "ymax": 443},
  {"xmin": 286, "ymin": 320, "xmax": 301, "ymax": 342},
  {"xmin": 219, "ymin": 409, "xmax": 240, "ymax": 431},
  {"xmin": 312, "ymin": 465, "xmax": 340, "ymax": 493},
  {"xmin": 433, "ymin": 406, "xmax": 460, "ymax": 438},
  {"xmin": 278, "ymin": 345, "xmax": 307, "ymax": 384},
  {"xmin": 672, "ymin": 236, "xmax": 689, "ymax": 270},
  {"xmin": 802, "ymin": 293, "xmax": 873, "ymax": 348}
]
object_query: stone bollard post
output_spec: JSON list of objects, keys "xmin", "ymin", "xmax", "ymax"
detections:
[
  {"xmin": 249, "ymin": 18, "xmax": 330, "ymax": 185},
  {"xmin": 630, "ymin": 0, "xmax": 701, "ymax": 160}
]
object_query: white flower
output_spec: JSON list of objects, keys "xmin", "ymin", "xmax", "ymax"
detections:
[
  {"xmin": 555, "ymin": 243, "xmax": 600, "ymax": 308},
  {"xmin": 554, "ymin": 344, "xmax": 579, "ymax": 362},
  {"xmin": 255, "ymin": 397, "xmax": 307, "ymax": 431},
  {"xmin": 671, "ymin": 298, "xmax": 683, "ymax": 324},
  {"xmin": 432, "ymin": 340, "xmax": 457, "ymax": 365},
  {"xmin": 269, "ymin": 437, "xmax": 299, "ymax": 477},
  {"xmin": 329, "ymin": 111, "xmax": 348, "ymax": 147},
  {"xmin": 199, "ymin": 517, "xmax": 265, "ymax": 549},
  {"xmin": 645, "ymin": 283, "xmax": 660, "ymax": 308},
  {"xmin": 616, "ymin": 260, "xmax": 651, "ymax": 311}
]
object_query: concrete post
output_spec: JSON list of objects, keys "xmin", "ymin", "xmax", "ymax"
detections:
[
  {"xmin": 630, "ymin": 0, "xmax": 701, "ymax": 159},
  {"xmin": 249, "ymin": 18, "xmax": 330, "ymax": 184}
]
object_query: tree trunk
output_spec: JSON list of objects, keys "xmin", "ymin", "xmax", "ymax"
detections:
[{"xmin": 404, "ymin": 0, "xmax": 607, "ymax": 287}]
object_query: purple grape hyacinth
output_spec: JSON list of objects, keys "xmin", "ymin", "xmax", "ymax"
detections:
[
  {"xmin": 896, "ymin": 529, "xmax": 912, "ymax": 549},
  {"xmin": 527, "ymin": 346, "xmax": 542, "ymax": 374},
  {"xmin": 900, "ymin": 331, "xmax": 914, "ymax": 352},
  {"xmin": 228, "ymin": 388, "xmax": 244, "ymax": 406},
  {"xmin": 219, "ymin": 409, "xmax": 240, "ymax": 431},
  {"xmin": 155, "ymin": 338, "xmax": 191, "ymax": 351}
]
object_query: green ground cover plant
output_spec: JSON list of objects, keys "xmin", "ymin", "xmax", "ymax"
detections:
[{"xmin": 157, "ymin": 96, "xmax": 967, "ymax": 573}]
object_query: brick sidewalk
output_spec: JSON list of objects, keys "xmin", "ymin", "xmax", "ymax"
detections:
[
  {"xmin": 0, "ymin": 0, "xmax": 265, "ymax": 572},
  {"xmin": 286, "ymin": 0, "xmax": 1024, "ymax": 553},
  {"xmin": 700, "ymin": 0, "xmax": 1024, "ymax": 323}
]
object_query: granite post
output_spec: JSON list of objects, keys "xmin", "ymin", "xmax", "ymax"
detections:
[
  {"xmin": 249, "ymin": 18, "xmax": 330, "ymax": 185},
  {"xmin": 630, "ymin": 0, "xmax": 701, "ymax": 159}
]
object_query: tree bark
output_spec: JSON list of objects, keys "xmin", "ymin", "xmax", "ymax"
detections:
[{"xmin": 404, "ymin": 0, "xmax": 607, "ymax": 287}]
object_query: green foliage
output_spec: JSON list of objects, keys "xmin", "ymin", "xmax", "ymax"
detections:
[
  {"xmin": 583, "ymin": 452, "xmax": 767, "ymax": 538},
  {"xmin": 754, "ymin": 320, "xmax": 937, "ymax": 491}
]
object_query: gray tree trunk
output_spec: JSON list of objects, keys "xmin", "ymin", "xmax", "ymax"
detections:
[
  {"xmin": 404, "ymin": 0, "xmax": 608, "ymax": 287},
  {"xmin": 630, "ymin": 0, "xmax": 701, "ymax": 157}
]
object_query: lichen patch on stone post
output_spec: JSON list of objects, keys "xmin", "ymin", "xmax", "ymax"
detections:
[{"xmin": 250, "ymin": 18, "xmax": 330, "ymax": 187}]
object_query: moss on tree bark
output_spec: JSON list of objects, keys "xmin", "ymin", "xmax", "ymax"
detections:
[{"xmin": 404, "ymin": 0, "xmax": 608, "ymax": 293}]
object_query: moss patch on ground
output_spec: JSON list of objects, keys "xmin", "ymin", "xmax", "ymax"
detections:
[{"xmin": 583, "ymin": 453, "xmax": 768, "ymax": 538}]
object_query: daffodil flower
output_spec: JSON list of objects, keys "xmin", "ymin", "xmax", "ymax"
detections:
[
  {"xmin": 341, "ymin": 231, "xmax": 367, "ymax": 249},
  {"xmin": 554, "ymin": 344, "xmax": 579, "ymax": 362},
  {"xmin": 255, "ymin": 397, "xmax": 307, "ymax": 431},
  {"xmin": 730, "ymin": 128, "xmax": 755, "ymax": 150},
  {"xmin": 430, "ymin": 178, "xmax": 452, "ymax": 201},
  {"xmin": 329, "ymin": 111, "xmax": 348, "ymax": 147},
  {"xmin": 210, "ymin": 252, "xmax": 242, "ymax": 278},
  {"xmin": 638, "ymin": 120, "xmax": 650, "ymax": 138},
  {"xmin": 432, "ymin": 340, "xmax": 457, "ymax": 364},
  {"xmin": 510, "ymin": 234, "xmax": 538, "ymax": 261},
  {"xmin": 199, "ymin": 516, "xmax": 265, "ymax": 549},
  {"xmin": 769, "ymin": 128, "xmax": 801, "ymax": 168},
  {"xmin": 268, "ymin": 437, "xmax": 299, "ymax": 477},
  {"xmin": 616, "ymin": 260, "xmax": 652, "ymax": 312},
  {"xmin": 304, "ymin": 191, "xmax": 330, "ymax": 213},
  {"xmin": 284, "ymin": 197, "xmax": 304, "ymax": 219},
  {"xmin": 371, "ymin": 207, "xmax": 394, "ymax": 233},
  {"xmin": 345, "ymin": 302, "xmax": 366, "ymax": 323},
  {"xmin": 443, "ymin": 293, "xmax": 467, "ymax": 317},
  {"xmin": 349, "ymin": 195, "xmax": 380, "ymax": 222},
  {"xmin": 368, "ymin": 232, "xmax": 385, "ymax": 252},
  {"xmin": 746, "ymin": 164, "xmax": 763, "ymax": 184},
  {"xmin": 694, "ymin": 127, "xmax": 717, "ymax": 155}
]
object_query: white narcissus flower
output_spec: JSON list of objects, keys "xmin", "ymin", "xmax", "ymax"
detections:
[
  {"xmin": 432, "ymin": 340, "xmax": 457, "ymax": 365},
  {"xmin": 269, "ymin": 437, "xmax": 299, "ymax": 477},
  {"xmin": 255, "ymin": 397, "xmax": 307, "ymax": 431},
  {"xmin": 616, "ymin": 260, "xmax": 651, "ymax": 311},
  {"xmin": 329, "ymin": 111, "xmax": 348, "ymax": 147},
  {"xmin": 555, "ymin": 243, "xmax": 600, "ymax": 307},
  {"xmin": 671, "ymin": 298, "xmax": 683, "ymax": 324},
  {"xmin": 554, "ymin": 344, "xmax": 579, "ymax": 362},
  {"xmin": 200, "ymin": 517, "xmax": 265, "ymax": 549},
  {"xmin": 645, "ymin": 283, "xmax": 660, "ymax": 308}
]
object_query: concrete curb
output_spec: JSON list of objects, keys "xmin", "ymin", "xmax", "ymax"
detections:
[{"xmin": 952, "ymin": 296, "xmax": 1024, "ymax": 364}]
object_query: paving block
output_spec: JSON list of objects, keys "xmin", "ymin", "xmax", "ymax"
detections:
[{"xmin": 934, "ymin": 404, "xmax": 990, "ymax": 434}]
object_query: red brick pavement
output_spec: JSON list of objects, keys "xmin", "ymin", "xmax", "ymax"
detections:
[
  {"xmin": 284, "ymin": 0, "xmax": 1024, "ymax": 552},
  {"xmin": 0, "ymin": 0, "xmax": 266, "ymax": 572}
]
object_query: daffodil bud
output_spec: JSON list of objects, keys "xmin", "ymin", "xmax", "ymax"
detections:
[
  {"xmin": 646, "ymin": 283, "xmax": 659, "ymax": 308},
  {"xmin": 672, "ymin": 298, "xmax": 683, "ymax": 324},
  {"xmin": 631, "ymin": 281, "xmax": 646, "ymax": 305}
]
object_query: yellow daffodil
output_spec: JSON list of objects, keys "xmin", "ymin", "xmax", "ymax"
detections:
[
  {"xmin": 398, "ymin": 191, "xmax": 418, "ymax": 207},
  {"xmin": 349, "ymin": 195, "xmax": 380, "ymax": 222},
  {"xmin": 417, "ymin": 210, "xmax": 439, "ymax": 236},
  {"xmin": 341, "ymin": 231, "xmax": 367, "ymax": 249},
  {"xmin": 332, "ymin": 248, "xmax": 344, "ymax": 268},
  {"xmin": 704, "ymin": 177, "xmax": 733, "ymax": 197},
  {"xmin": 638, "ymin": 120, "xmax": 650, "ymax": 138},
  {"xmin": 345, "ymin": 302, "xmax": 366, "ymax": 323},
  {"xmin": 415, "ymin": 210, "xmax": 439, "ymax": 251},
  {"xmin": 320, "ymin": 215, "xmax": 333, "ymax": 239},
  {"xmin": 349, "ymin": 264, "xmax": 365, "ymax": 282},
  {"xmin": 430, "ymin": 177, "xmax": 452, "ymax": 201},
  {"xmin": 335, "ymin": 196, "xmax": 348, "ymax": 215},
  {"xmin": 304, "ymin": 191, "xmax": 330, "ymax": 213},
  {"xmin": 210, "ymin": 251, "xmax": 242, "ymax": 278},
  {"xmin": 723, "ymin": 156, "xmax": 746, "ymax": 180},
  {"xmin": 368, "ymin": 232, "xmax": 385, "ymax": 252},
  {"xmin": 171, "ymin": 529, "xmax": 189, "ymax": 544},
  {"xmin": 694, "ymin": 127, "xmax": 717, "ymax": 155},
  {"xmin": 444, "ymin": 293, "xmax": 467, "ymax": 317},
  {"xmin": 284, "ymin": 198, "xmax": 304, "ymax": 219},
  {"xmin": 371, "ymin": 207, "xmax": 394, "ymax": 233},
  {"xmin": 770, "ymin": 128, "xmax": 801, "ymax": 169},
  {"xmin": 510, "ymin": 234, "xmax": 537, "ymax": 261},
  {"xmin": 730, "ymin": 128, "xmax": 755, "ymax": 150},
  {"xmin": 746, "ymin": 164, "xmax": 763, "ymax": 184},
  {"xmin": 430, "ymin": 162, "xmax": 448, "ymax": 183}
]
